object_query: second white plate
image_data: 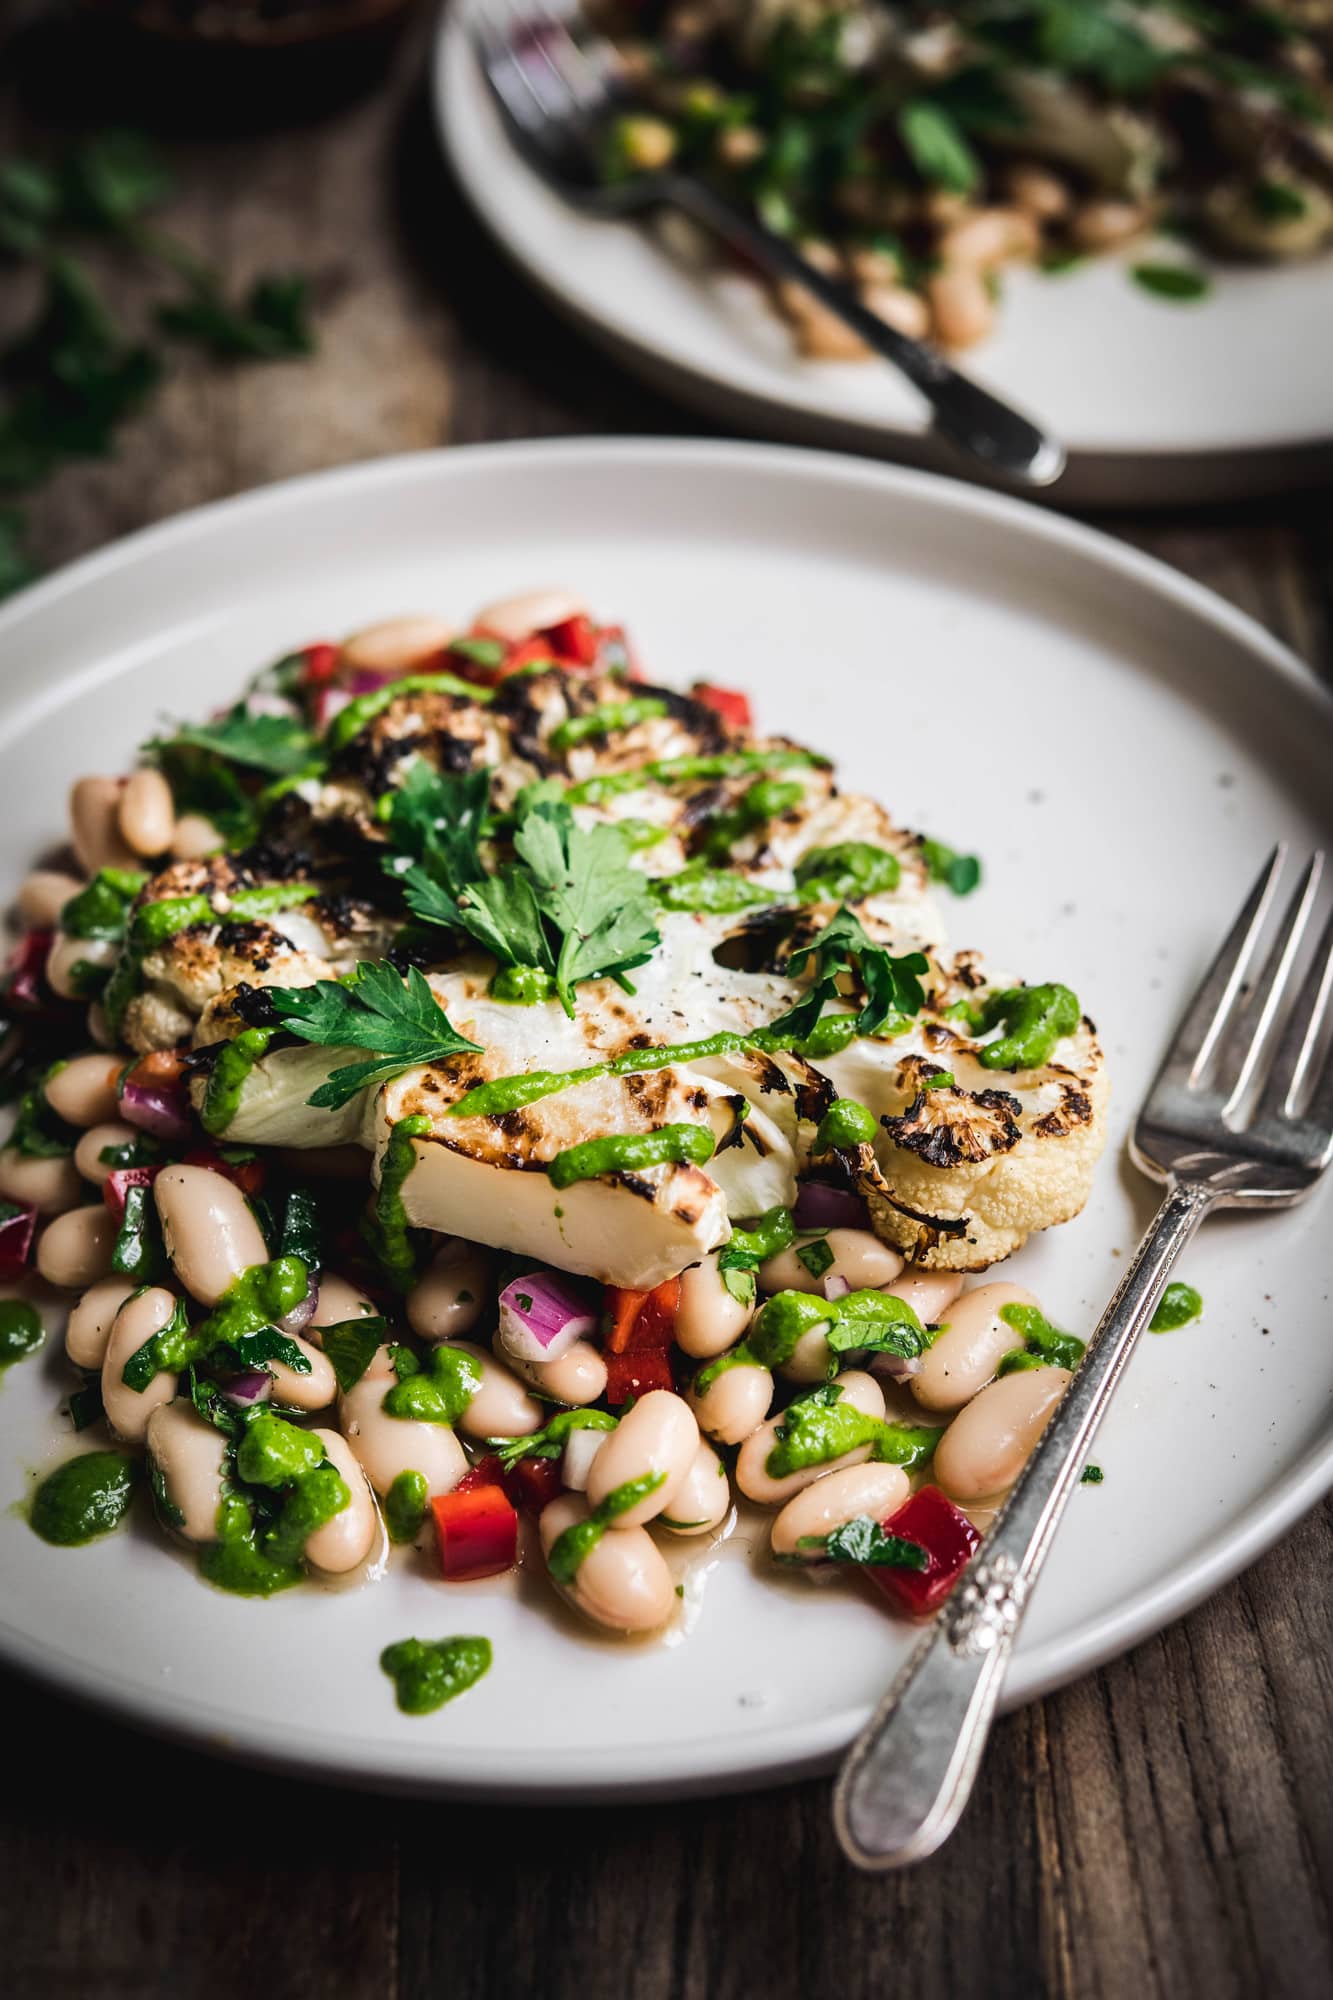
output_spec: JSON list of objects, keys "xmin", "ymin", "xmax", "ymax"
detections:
[{"xmin": 434, "ymin": 13, "xmax": 1333, "ymax": 507}]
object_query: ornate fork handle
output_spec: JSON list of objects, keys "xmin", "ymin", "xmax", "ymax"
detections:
[{"xmin": 833, "ymin": 1178, "xmax": 1216, "ymax": 1869}]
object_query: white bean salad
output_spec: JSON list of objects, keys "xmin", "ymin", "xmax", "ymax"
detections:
[{"xmin": 3, "ymin": 593, "xmax": 1123, "ymax": 1708}]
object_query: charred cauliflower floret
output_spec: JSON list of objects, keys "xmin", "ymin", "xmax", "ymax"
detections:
[{"xmin": 842, "ymin": 1009, "xmax": 1109, "ymax": 1271}]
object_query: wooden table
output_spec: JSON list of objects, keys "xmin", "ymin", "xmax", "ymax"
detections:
[{"xmin": 3, "ymin": 11, "xmax": 1331, "ymax": 1998}]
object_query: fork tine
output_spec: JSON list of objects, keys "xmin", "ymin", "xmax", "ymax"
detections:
[
  {"xmin": 1260, "ymin": 893, "xmax": 1333, "ymax": 1122},
  {"xmin": 466, "ymin": 0, "xmax": 549, "ymax": 138},
  {"xmin": 1217, "ymin": 851, "xmax": 1325, "ymax": 1116},
  {"xmin": 1154, "ymin": 844, "xmax": 1286, "ymax": 1091},
  {"xmin": 519, "ymin": 0, "xmax": 616, "ymax": 108}
]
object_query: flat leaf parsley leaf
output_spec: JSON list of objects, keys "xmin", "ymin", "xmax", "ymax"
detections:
[
  {"xmin": 765, "ymin": 907, "xmax": 928, "ymax": 1043},
  {"xmin": 267, "ymin": 962, "xmax": 482, "ymax": 1110},
  {"xmin": 160, "ymin": 702, "xmax": 317, "ymax": 777},
  {"xmin": 514, "ymin": 802, "xmax": 660, "ymax": 1015}
]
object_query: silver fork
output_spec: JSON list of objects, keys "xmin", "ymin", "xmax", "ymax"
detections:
[
  {"xmin": 462, "ymin": 0, "xmax": 1065, "ymax": 487},
  {"xmin": 835, "ymin": 845, "xmax": 1333, "ymax": 1869}
]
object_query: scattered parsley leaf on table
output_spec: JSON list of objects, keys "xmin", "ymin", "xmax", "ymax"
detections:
[{"xmin": 267, "ymin": 962, "xmax": 482, "ymax": 1111}]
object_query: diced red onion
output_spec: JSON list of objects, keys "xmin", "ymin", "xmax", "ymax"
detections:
[
  {"xmin": 497, "ymin": 1271, "xmax": 597, "ymax": 1365},
  {"xmin": 561, "ymin": 1425, "xmax": 609, "ymax": 1493},
  {"xmin": 794, "ymin": 1183, "xmax": 870, "ymax": 1232},
  {"xmin": 345, "ymin": 667, "xmax": 399, "ymax": 694},
  {"xmin": 120, "ymin": 1074, "xmax": 193, "ymax": 1146},
  {"xmin": 870, "ymin": 1352, "xmax": 924, "ymax": 1382},
  {"xmin": 275, "ymin": 1285, "xmax": 317, "ymax": 1338},
  {"xmin": 0, "ymin": 1200, "xmax": 38, "ymax": 1279},
  {"xmin": 313, "ymin": 687, "xmax": 354, "ymax": 730},
  {"xmin": 222, "ymin": 1370, "xmax": 272, "ymax": 1406},
  {"xmin": 823, "ymin": 1272, "xmax": 850, "ymax": 1303}
]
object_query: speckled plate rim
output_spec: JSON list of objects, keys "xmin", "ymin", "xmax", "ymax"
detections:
[{"xmin": 0, "ymin": 438, "xmax": 1330, "ymax": 1802}]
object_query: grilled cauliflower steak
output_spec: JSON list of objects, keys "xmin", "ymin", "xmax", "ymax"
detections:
[{"xmin": 53, "ymin": 595, "xmax": 1107, "ymax": 1289}]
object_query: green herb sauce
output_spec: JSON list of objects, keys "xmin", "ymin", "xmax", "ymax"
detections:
[
  {"xmin": 364, "ymin": 1114, "xmax": 430, "ymax": 1292},
  {"xmin": 201, "ymin": 1027, "xmax": 274, "ymax": 1135},
  {"xmin": 795, "ymin": 842, "xmax": 901, "ymax": 904},
  {"xmin": 1149, "ymin": 1283, "xmax": 1203, "ymax": 1333},
  {"xmin": 385, "ymin": 1470, "xmax": 429, "ymax": 1544},
  {"xmin": 325, "ymin": 671, "xmax": 494, "ymax": 753},
  {"xmin": 547, "ymin": 1123, "xmax": 715, "ymax": 1189},
  {"xmin": 549, "ymin": 697, "xmax": 667, "ymax": 752},
  {"xmin": 815, "ymin": 1097, "xmax": 878, "ymax": 1150},
  {"xmin": 121, "ymin": 1256, "xmax": 309, "ymax": 1391},
  {"xmin": 976, "ymin": 983, "xmax": 1080, "ymax": 1071},
  {"xmin": 547, "ymin": 1470, "xmax": 667, "ymax": 1584},
  {"xmin": 380, "ymin": 1634, "xmax": 492, "ymax": 1715},
  {"xmin": 30, "ymin": 1450, "xmax": 137, "ymax": 1545},
  {"xmin": 0, "ymin": 1299, "xmax": 43, "ymax": 1371},
  {"xmin": 996, "ymin": 1302, "xmax": 1085, "ymax": 1372},
  {"xmin": 382, "ymin": 1344, "xmax": 481, "ymax": 1425}
]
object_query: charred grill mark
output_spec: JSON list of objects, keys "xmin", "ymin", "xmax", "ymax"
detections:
[
  {"xmin": 877, "ymin": 1193, "xmax": 970, "ymax": 1239},
  {"xmin": 230, "ymin": 981, "xmax": 281, "ymax": 1029},
  {"xmin": 883, "ymin": 1087, "xmax": 1023, "ymax": 1169},
  {"xmin": 1032, "ymin": 1088, "xmax": 1094, "ymax": 1137}
]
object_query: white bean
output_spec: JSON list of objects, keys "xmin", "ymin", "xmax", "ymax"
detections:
[
  {"xmin": 1006, "ymin": 164, "xmax": 1071, "ymax": 222},
  {"xmin": 339, "ymin": 1359, "xmax": 468, "ymax": 1499},
  {"xmin": 17, "ymin": 870, "xmax": 82, "ymax": 931},
  {"xmin": 86, "ymin": 1002, "xmax": 113, "ymax": 1050},
  {"xmin": 933, "ymin": 1365, "xmax": 1071, "ymax": 1502},
  {"xmin": 586, "ymin": 1390, "xmax": 699, "ymax": 1526},
  {"xmin": 475, "ymin": 588, "xmax": 588, "ymax": 643},
  {"xmin": 117, "ymin": 769, "xmax": 175, "ymax": 859},
  {"xmin": 267, "ymin": 1333, "xmax": 337, "ymax": 1411},
  {"xmin": 37, "ymin": 1204, "xmax": 117, "ymax": 1289},
  {"xmin": 659, "ymin": 1440, "xmax": 730, "ymax": 1537},
  {"xmin": 154, "ymin": 1163, "xmax": 268, "ymax": 1306},
  {"xmin": 74, "ymin": 1122, "xmax": 138, "ymax": 1188},
  {"xmin": 675, "ymin": 1252, "xmax": 753, "ymax": 1358},
  {"xmin": 65, "ymin": 1276, "xmax": 136, "ymax": 1370},
  {"xmin": 927, "ymin": 267, "xmax": 995, "ymax": 348},
  {"xmin": 779, "ymin": 1325, "xmax": 833, "ymax": 1384},
  {"xmin": 770, "ymin": 1462, "xmax": 910, "ymax": 1559},
  {"xmin": 69, "ymin": 777, "xmax": 138, "ymax": 874},
  {"xmin": 882, "ymin": 1267, "xmax": 964, "ymax": 1326},
  {"xmin": 0, "ymin": 1145, "xmax": 83, "ymax": 1217},
  {"xmin": 46, "ymin": 933, "xmax": 118, "ymax": 1002},
  {"xmin": 145, "ymin": 1400, "xmax": 228, "ymax": 1543},
  {"xmin": 302, "ymin": 1428, "xmax": 380, "ymax": 1575},
  {"xmin": 689, "ymin": 1356, "xmax": 774, "ymax": 1446},
  {"xmin": 736, "ymin": 1370, "xmax": 886, "ymax": 1506},
  {"xmin": 938, "ymin": 206, "xmax": 1038, "ymax": 269},
  {"xmin": 44, "ymin": 1052, "xmax": 124, "ymax": 1129},
  {"xmin": 759, "ymin": 1227, "xmax": 903, "ymax": 1298},
  {"xmin": 170, "ymin": 814, "xmax": 223, "ymax": 862},
  {"xmin": 508, "ymin": 1338, "xmax": 607, "ymax": 1406},
  {"xmin": 539, "ymin": 1494, "xmax": 676, "ymax": 1634},
  {"xmin": 309, "ymin": 1273, "xmax": 378, "ymax": 1332},
  {"xmin": 1071, "ymin": 199, "xmax": 1147, "ymax": 251},
  {"xmin": 912, "ymin": 1283, "xmax": 1039, "ymax": 1414},
  {"xmin": 341, "ymin": 616, "xmax": 457, "ymax": 675},
  {"xmin": 446, "ymin": 1339, "xmax": 543, "ymax": 1439},
  {"xmin": 406, "ymin": 1240, "xmax": 490, "ymax": 1340},
  {"xmin": 863, "ymin": 285, "xmax": 931, "ymax": 339},
  {"xmin": 101, "ymin": 1287, "xmax": 181, "ymax": 1441}
]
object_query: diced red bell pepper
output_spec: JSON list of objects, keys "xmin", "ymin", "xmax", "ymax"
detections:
[
  {"xmin": 540, "ymin": 614, "xmax": 601, "ymax": 667},
  {"xmin": 0, "ymin": 1200, "xmax": 38, "ymax": 1280},
  {"xmin": 604, "ymin": 1277, "xmax": 680, "ymax": 1354},
  {"xmin": 605, "ymin": 1349, "xmax": 674, "ymax": 1407},
  {"xmin": 596, "ymin": 623, "xmax": 636, "ymax": 679},
  {"xmin": 432, "ymin": 1483, "xmax": 519, "ymax": 1581},
  {"xmin": 692, "ymin": 682, "xmax": 752, "ymax": 730},
  {"xmin": 506, "ymin": 1454, "xmax": 563, "ymax": 1514},
  {"xmin": 300, "ymin": 642, "xmax": 340, "ymax": 687},
  {"xmin": 103, "ymin": 1166, "xmax": 161, "ymax": 1223},
  {"xmin": 867, "ymin": 1485, "xmax": 981, "ymax": 1618},
  {"xmin": 498, "ymin": 636, "xmax": 561, "ymax": 680},
  {"xmin": 181, "ymin": 1143, "xmax": 266, "ymax": 1197},
  {"xmin": 455, "ymin": 1453, "xmax": 507, "ymax": 1494},
  {"xmin": 4, "ymin": 930, "xmax": 52, "ymax": 1011}
]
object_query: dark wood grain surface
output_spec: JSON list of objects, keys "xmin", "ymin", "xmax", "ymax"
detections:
[{"xmin": 2, "ymin": 10, "xmax": 1331, "ymax": 1998}]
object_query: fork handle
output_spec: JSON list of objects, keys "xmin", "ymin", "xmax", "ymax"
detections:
[
  {"xmin": 833, "ymin": 1177, "xmax": 1215, "ymax": 1869},
  {"xmin": 661, "ymin": 174, "xmax": 1065, "ymax": 486}
]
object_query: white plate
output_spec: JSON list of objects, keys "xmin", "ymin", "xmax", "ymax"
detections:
[
  {"xmin": 1, "ymin": 440, "xmax": 1331, "ymax": 1801},
  {"xmin": 433, "ymin": 14, "xmax": 1333, "ymax": 507}
]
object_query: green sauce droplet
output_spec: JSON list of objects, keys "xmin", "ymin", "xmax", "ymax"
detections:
[
  {"xmin": 30, "ymin": 1451, "xmax": 137, "ymax": 1546},
  {"xmin": 380, "ymin": 1635, "xmax": 492, "ymax": 1715},
  {"xmin": 0, "ymin": 1300, "xmax": 43, "ymax": 1371}
]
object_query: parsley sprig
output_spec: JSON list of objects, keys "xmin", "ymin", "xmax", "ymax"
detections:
[
  {"xmin": 266, "ymin": 962, "xmax": 482, "ymax": 1110},
  {"xmin": 765, "ymin": 907, "xmax": 928, "ymax": 1043},
  {"xmin": 382, "ymin": 762, "xmax": 662, "ymax": 1018},
  {"xmin": 0, "ymin": 129, "xmax": 316, "ymax": 599}
]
